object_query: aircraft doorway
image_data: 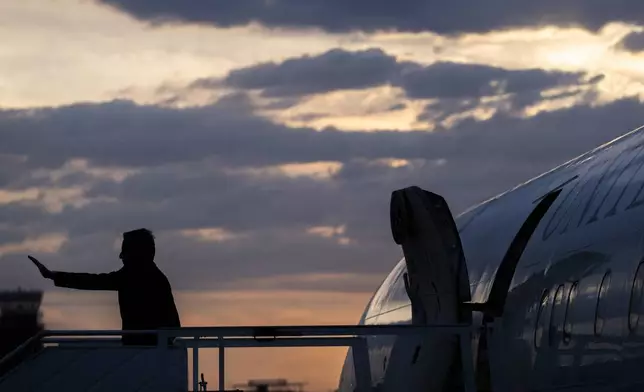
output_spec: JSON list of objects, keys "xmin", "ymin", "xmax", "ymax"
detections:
[{"xmin": 474, "ymin": 188, "xmax": 563, "ymax": 391}]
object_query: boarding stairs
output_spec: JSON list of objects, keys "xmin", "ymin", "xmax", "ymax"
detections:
[{"xmin": 0, "ymin": 324, "xmax": 478, "ymax": 392}]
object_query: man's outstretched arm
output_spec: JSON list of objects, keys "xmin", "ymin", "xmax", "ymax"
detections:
[
  {"xmin": 28, "ymin": 255, "xmax": 121, "ymax": 291},
  {"xmin": 53, "ymin": 271, "xmax": 121, "ymax": 291}
]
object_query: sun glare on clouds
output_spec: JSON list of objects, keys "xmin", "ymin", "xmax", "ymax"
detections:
[
  {"xmin": 227, "ymin": 162, "xmax": 344, "ymax": 180},
  {"xmin": 307, "ymin": 225, "xmax": 354, "ymax": 246},
  {"xmin": 0, "ymin": 187, "xmax": 96, "ymax": 213},
  {"xmin": 5, "ymin": 0, "xmax": 644, "ymax": 111},
  {"xmin": 31, "ymin": 159, "xmax": 139, "ymax": 183},
  {"xmin": 180, "ymin": 228, "xmax": 243, "ymax": 242},
  {"xmin": 0, "ymin": 233, "xmax": 67, "ymax": 256},
  {"xmin": 264, "ymin": 86, "xmax": 429, "ymax": 131},
  {"xmin": 0, "ymin": 0, "xmax": 361, "ymax": 108},
  {"xmin": 368, "ymin": 23, "xmax": 644, "ymax": 103}
]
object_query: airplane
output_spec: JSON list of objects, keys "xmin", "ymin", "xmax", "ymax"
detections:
[{"xmin": 337, "ymin": 124, "xmax": 644, "ymax": 391}]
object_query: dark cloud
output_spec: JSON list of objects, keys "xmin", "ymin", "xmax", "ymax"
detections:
[
  {"xmin": 0, "ymin": 154, "xmax": 31, "ymax": 188},
  {"xmin": 0, "ymin": 203, "xmax": 47, "ymax": 227},
  {"xmin": 418, "ymin": 86, "xmax": 601, "ymax": 124},
  {"xmin": 387, "ymin": 103, "xmax": 407, "ymax": 111},
  {"xmin": 418, "ymin": 98, "xmax": 481, "ymax": 124},
  {"xmin": 398, "ymin": 62, "xmax": 587, "ymax": 99},
  {"xmin": 202, "ymin": 49, "xmax": 594, "ymax": 113},
  {"xmin": 2, "ymin": 97, "xmax": 643, "ymax": 292},
  {"xmin": 97, "ymin": 0, "xmax": 644, "ymax": 34},
  {"xmin": 617, "ymin": 31, "xmax": 644, "ymax": 53},
  {"xmin": 216, "ymin": 48, "xmax": 405, "ymax": 97},
  {"xmin": 0, "ymin": 228, "xmax": 27, "ymax": 246},
  {"xmin": 0, "ymin": 85, "xmax": 611, "ymax": 182},
  {"xmin": 0, "ymin": 98, "xmax": 426, "ymax": 169}
]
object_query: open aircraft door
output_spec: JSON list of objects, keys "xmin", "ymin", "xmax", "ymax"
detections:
[{"xmin": 382, "ymin": 186, "xmax": 472, "ymax": 392}]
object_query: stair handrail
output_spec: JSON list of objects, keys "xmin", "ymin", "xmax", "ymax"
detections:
[{"xmin": 0, "ymin": 330, "xmax": 46, "ymax": 376}]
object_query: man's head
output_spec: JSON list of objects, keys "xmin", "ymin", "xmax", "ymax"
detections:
[{"xmin": 119, "ymin": 228, "xmax": 155, "ymax": 265}]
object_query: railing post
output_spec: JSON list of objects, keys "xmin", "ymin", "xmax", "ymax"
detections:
[
  {"xmin": 459, "ymin": 330, "xmax": 476, "ymax": 392},
  {"xmin": 193, "ymin": 337, "xmax": 200, "ymax": 392},
  {"xmin": 219, "ymin": 336, "xmax": 225, "ymax": 392},
  {"xmin": 351, "ymin": 337, "xmax": 372, "ymax": 392},
  {"xmin": 157, "ymin": 330, "xmax": 169, "ymax": 351},
  {"xmin": 486, "ymin": 320, "xmax": 498, "ymax": 392}
]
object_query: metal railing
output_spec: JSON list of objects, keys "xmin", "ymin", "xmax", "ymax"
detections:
[
  {"xmin": 1, "ymin": 324, "xmax": 477, "ymax": 392},
  {"xmin": 0, "ymin": 330, "xmax": 45, "ymax": 377}
]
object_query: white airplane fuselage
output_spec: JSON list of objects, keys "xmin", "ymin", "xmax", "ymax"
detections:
[{"xmin": 338, "ymin": 125, "xmax": 644, "ymax": 391}]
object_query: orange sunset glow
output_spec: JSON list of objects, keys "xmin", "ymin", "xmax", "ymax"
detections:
[{"xmin": 42, "ymin": 289, "xmax": 372, "ymax": 390}]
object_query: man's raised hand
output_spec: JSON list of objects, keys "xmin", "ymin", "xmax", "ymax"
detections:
[{"xmin": 28, "ymin": 255, "xmax": 54, "ymax": 280}]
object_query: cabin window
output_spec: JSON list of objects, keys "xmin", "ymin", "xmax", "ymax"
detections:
[
  {"xmin": 377, "ymin": 267, "xmax": 413, "ymax": 324},
  {"xmin": 534, "ymin": 289, "xmax": 550, "ymax": 349},
  {"xmin": 629, "ymin": 262, "xmax": 644, "ymax": 332},
  {"xmin": 563, "ymin": 281, "xmax": 578, "ymax": 344},
  {"xmin": 594, "ymin": 271, "xmax": 611, "ymax": 336},
  {"xmin": 549, "ymin": 284, "xmax": 565, "ymax": 347},
  {"xmin": 365, "ymin": 260, "xmax": 405, "ymax": 320},
  {"xmin": 385, "ymin": 269, "xmax": 411, "ymax": 310}
]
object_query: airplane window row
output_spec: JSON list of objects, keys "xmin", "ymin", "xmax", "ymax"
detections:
[
  {"xmin": 534, "ymin": 261, "xmax": 644, "ymax": 349},
  {"xmin": 534, "ymin": 271, "xmax": 611, "ymax": 349}
]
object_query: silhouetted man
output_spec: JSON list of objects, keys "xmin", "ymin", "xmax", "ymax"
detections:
[{"xmin": 28, "ymin": 228, "xmax": 181, "ymax": 346}]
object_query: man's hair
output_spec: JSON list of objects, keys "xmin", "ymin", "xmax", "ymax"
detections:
[{"xmin": 123, "ymin": 228, "xmax": 155, "ymax": 259}]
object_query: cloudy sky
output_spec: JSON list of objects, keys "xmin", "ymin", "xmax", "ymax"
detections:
[{"xmin": 2, "ymin": 1, "xmax": 644, "ymax": 390}]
